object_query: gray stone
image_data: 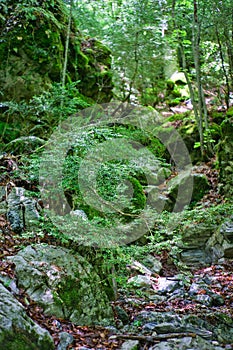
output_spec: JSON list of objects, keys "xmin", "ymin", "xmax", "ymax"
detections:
[
  {"xmin": 121, "ymin": 340, "xmax": 139, "ymax": 350},
  {"xmin": 189, "ymin": 282, "xmax": 202, "ymax": 295},
  {"xmin": 156, "ymin": 277, "xmax": 181, "ymax": 294},
  {"xmin": 142, "ymin": 323, "xmax": 158, "ymax": 332},
  {"xmin": 132, "ymin": 309, "xmax": 233, "ymax": 345},
  {"xmin": 180, "ymin": 217, "xmax": 233, "ymax": 267},
  {"xmin": 7, "ymin": 187, "xmax": 41, "ymax": 233},
  {"xmin": 57, "ymin": 332, "xmax": 73, "ymax": 350},
  {"xmin": 195, "ymin": 294, "xmax": 213, "ymax": 306},
  {"xmin": 7, "ymin": 244, "xmax": 114, "ymax": 326},
  {"xmin": 129, "ymin": 260, "xmax": 153, "ymax": 275},
  {"xmin": 182, "ymin": 223, "xmax": 216, "ymax": 248},
  {"xmin": 70, "ymin": 209, "xmax": 88, "ymax": 221},
  {"xmin": 150, "ymin": 322, "xmax": 180, "ymax": 334},
  {"xmin": 149, "ymin": 294, "xmax": 167, "ymax": 302},
  {"xmin": 0, "ymin": 282, "xmax": 54, "ymax": 349},
  {"xmin": 221, "ymin": 219, "xmax": 233, "ymax": 241},
  {"xmin": 149, "ymin": 335, "xmax": 225, "ymax": 350},
  {"xmin": 206, "ymin": 218, "xmax": 233, "ymax": 262},
  {"xmin": 135, "ymin": 311, "xmax": 186, "ymax": 334},
  {"xmin": 142, "ymin": 255, "xmax": 163, "ymax": 275},
  {"xmin": 128, "ymin": 275, "xmax": 152, "ymax": 287},
  {"xmin": 167, "ymin": 171, "xmax": 210, "ymax": 211}
]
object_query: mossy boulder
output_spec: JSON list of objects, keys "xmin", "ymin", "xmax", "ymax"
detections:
[
  {"xmin": 8, "ymin": 244, "xmax": 114, "ymax": 326},
  {"xmin": 226, "ymin": 106, "xmax": 233, "ymax": 117},
  {"xmin": 166, "ymin": 72, "xmax": 189, "ymax": 106},
  {"xmin": 0, "ymin": 0, "xmax": 113, "ymax": 103},
  {"xmin": 0, "ymin": 282, "xmax": 54, "ymax": 349},
  {"xmin": 167, "ymin": 171, "xmax": 210, "ymax": 210}
]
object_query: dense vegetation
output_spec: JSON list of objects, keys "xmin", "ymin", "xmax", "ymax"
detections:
[{"xmin": 0, "ymin": 1, "xmax": 233, "ymax": 347}]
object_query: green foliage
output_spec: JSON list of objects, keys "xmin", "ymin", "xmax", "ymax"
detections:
[
  {"xmin": 74, "ymin": 0, "xmax": 167, "ymax": 103},
  {"xmin": 61, "ymin": 125, "xmax": 160, "ymax": 220},
  {"xmin": 0, "ymin": 0, "xmax": 113, "ymax": 109},
  {"xmin": 101, "ymin": 202, "xmax": 233, "ymax": 291},
  {"xmin": 226, "ymin": 107, "xmax": 233, "ymax": 117},
  {"xmin": 0, "ymin": 82, "xmax": 92, "ymax": 143}
]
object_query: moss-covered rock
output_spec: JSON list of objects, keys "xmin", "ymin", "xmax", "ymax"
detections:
[
  {"xmin": 167, "ymin": 171, "xmax": 210, "ymax": 210},
  {"xmin": 9, "ymin": 244, "xmax": 114, "ymax": 326},
  {"xmin": 165, "ymin": 72, "xmax": 189, "ymax": 106},
  {"xmin": 226, "ymin": 106, "xmax": 233, "ymax": 117},
  {"xmin": 0, "ymin": 0, "xmax": 113, "ymax": 103},
  {"xmin": 0, "ymin": 282, "xmax": 54, "ymax": 349}
]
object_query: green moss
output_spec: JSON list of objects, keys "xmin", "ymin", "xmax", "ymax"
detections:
[
  {"xmin": 0, "ymin": 329, "xmax": 54, "ymax": 350},
  {"xmin": 167, "ymin": 97, "xmax": 183, "ymax": 106},
  {"xmin": 57, "ymin": 277, "xmax": 80, "ymax": 310},
  {"xmin": 128, "ymin": 176, "xmax": 146, "ymax": 212},
  {"xmin": 0, "ymin": 0, "xmax": 113, "ymax": 103},
  {"xmin": 166, "ymin": 79, "xmax": 175, "ymax": 90},
  {"xmin": 226, "ymin": 106, "xmax": 233, "ymax": 117}
]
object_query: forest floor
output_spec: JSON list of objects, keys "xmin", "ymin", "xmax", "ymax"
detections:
[
  {"xmin": 0, "ymin": 155, "xmax": 232, "ymax": 349},
  {"xmin": 1, "ymin": 217, "xmax": 233, "ymax": 349}
]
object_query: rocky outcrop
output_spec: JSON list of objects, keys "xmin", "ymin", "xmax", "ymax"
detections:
[
  {"xmin": 180, "ymin": 218, "xmax": 233, "ymax": 267},
  {"xmin": 7, "ymin": 187, "xmax": 41, "ymax": 233},
  {"xmin": 206, "ymin": 218, "xmax": 233, "ymax": 262},
  {"xmin": 167, "ymin": 171, "xmax": 210, "ymax": 211},
  {"xmin": 7, "ymin": 244, "xmax": 114, "ymax": 326},
  {"xmin": 121, "ymin": 265, "xmax": 233, "ymax": 350},
  {"xmin": 0, "ymin": 0, "xmax": 113, "ymax": 103},
  {"xmin": 0, "ymin": 282, "xmax": 54, "ymax": 349}
]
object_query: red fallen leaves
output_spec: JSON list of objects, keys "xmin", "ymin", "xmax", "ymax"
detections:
[
  {"xmin": 197, "ymin": 289, "xmax": 207, "ymax": 294},
  {"xmin": 13, "ymin": 285, "xmax": 122, "ymax": 349},
  {"xmin": 0, "ymin": 200, "xmax": 232, "ymax": 348}
]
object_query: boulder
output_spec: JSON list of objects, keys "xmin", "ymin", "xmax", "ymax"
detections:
[
  {"xmin": 7, "ymin": 187, "xmax": 41, "ymax": 233},
  {"xmin": 0, "ymin": 282, "xmax": 54, "ymax": 349},
  {"xmin": 206, "ymin": 218, "xmax": 233, "ymax": 262},
  {"xmin": 134, "ymin": 311, "xmax": 233, "ymax": 345},
  {"xmin": 180, "ymin": 217, "xmax": 233, "ymax": 267},
  {"xmin": 167, "ymin": 171, "xmax": 210, "ymax": 210},
  {"xmin": 8, "ymin": 244, "xmax": 114, "ymax": 326},
  {"xmin": 128, "ymin": 275, "xmax": 152, "ymax": 288},
  {"xmin": 121, "ymin": 340, "xmax": 139, "ymax": 350},
  {"xmin": 149, "ymin": 336, "xmax": 225, "ymax": 350},
  {"xmin": 57, "ymin": 332, "xmax": 74, "ymax": 350},
  {"xmin": 0, "ymin": 0, "xmax": 113, "ymax": 103},
  {"xmin": 155, "ymin": 277, "xmax": 181, "ymax": 295},
  {"xmin": 180, "ymin": 223, "xmax": 217, "ymax": 267},
  {"xmin": 142, "ymin": 255, "xmax": 163, "ymax": 274}
]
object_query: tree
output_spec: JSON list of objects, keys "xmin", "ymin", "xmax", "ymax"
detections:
[{"xmin": 73, "ymin": 0, "xmax": 168, "ymax": 103}]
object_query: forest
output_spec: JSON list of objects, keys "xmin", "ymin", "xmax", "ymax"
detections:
[{"xmin": 0, "ymin": 0, "xmax": 233, "ymax": 349}]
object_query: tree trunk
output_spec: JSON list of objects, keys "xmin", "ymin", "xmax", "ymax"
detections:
[
  {"xmin": 192, "ymin": 0, "xmax": 205, "ymax": 157},
  {"xmin": 61, "ymin": 0, "xmax": 73, "ymax": 88}
]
